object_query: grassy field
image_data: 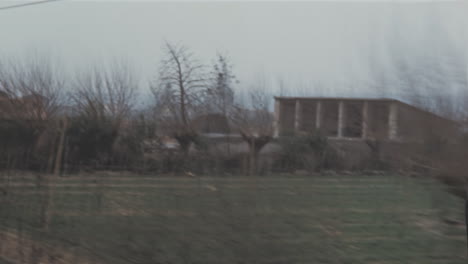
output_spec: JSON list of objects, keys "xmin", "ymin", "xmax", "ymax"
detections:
[{"xmin": 0, "ymin": 172, "xmax": 467, "ymax": 264}]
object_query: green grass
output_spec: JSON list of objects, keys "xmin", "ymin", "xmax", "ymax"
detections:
[
  {"xmin": 1, "ymin": 173, "xmax": 466, "ymax": 264},
  {"xmin": 0, "ymin": 258, "xmax": 14, "ymax": 264}
]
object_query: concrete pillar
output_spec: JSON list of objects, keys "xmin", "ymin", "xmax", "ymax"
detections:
[
  {"xmin": 388, "ymin": 102, "xmax": 398, "ymax": 140},
  {"xmin": 338, "ymin": 101, "xmax": 344, "ymax": 138},
  {"xmin": 294, "ymin": 100, "xmax": 302, "ymax": 133},
  {"xmin": 316, "ymin": 101, "xmax": 322, "ymax": 130},
  {"xmin": 273, "ymin": 99, "xmax": 281, "ymax": 137},
  {"xmin": 362, "ymin": 101, "xmax": 369, "ymax": 139}
]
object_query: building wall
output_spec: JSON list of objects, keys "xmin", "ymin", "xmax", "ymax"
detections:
[
  {"xmin": 300, "ymin": 101, "xmax": 317, "ymax": 132},
  {"xmin": 278, "ymin": 100, "xmax": 295, "ymax": 136},
  {"xmin": 274, "ymin": 97, "xmax": 458, "ymax": 142},
  {"xmin": 342, "ymin": 101, "xmax": 363, "ymax": 138},
  {"xmin": 397, "ymin": 103, "xmax": 459, "ymax": 142},
  {"xmin": 367, "ymin": 102, "xmax": 389, "ymax": 140},
  {"xmin": 321, "ymin": 101, "xmax": 339, "ymax": 137}
]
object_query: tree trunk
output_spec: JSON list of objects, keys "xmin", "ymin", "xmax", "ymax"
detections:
[
  {"xmin": 54, "ymin": 117, "xmax": 67, "ymax": 176},
  {"xmin": 180, "ymin": 84, "xmax": 187, "ymax": 127},
  {"xmin": 249, "ymin": 146, "xmax": 257, "ymax": 176},
  {"xmin": 42, "ymin": 122, "xmax": 61, "ymax": 231},
  {"xmin": 241, "ymin": 135, "xmax": 271, "ymax": 176},
  {"xmin": 465, "ymin": 198, "xmax": 468, "ymax": 254}
]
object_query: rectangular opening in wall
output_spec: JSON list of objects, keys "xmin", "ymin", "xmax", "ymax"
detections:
[
  {"xmin": 343, "ymin": 101, "xmax": 363, "ymax": 138},
  {"xmin": 279, "ymin": 100, "xmax": 296, "ymax": 136},
  {"xmin": 321, "ymin": 101, "xmax": 338, "ymax": 137},
  {"xmin": 398, "ymin": 105, "xmax": 418, "ymax": 140},
  {"xmin": 368, "ymin": 102, "xmax": 389, "ymax": 140},
  {"xmin": 300, "ymin": 101, "xmax": 316, "ymax": 132}
]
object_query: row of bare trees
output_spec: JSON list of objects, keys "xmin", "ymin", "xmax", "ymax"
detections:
[{"xmin": 0, "ymin": 43, "xmax": 274, "ymax": 175}]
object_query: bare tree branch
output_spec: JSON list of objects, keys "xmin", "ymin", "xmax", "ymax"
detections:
[{"xmin": 150, "ymin": 42, "xmax": 208, "ymax": 154}]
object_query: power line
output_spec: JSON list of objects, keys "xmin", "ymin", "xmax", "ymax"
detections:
[{"xmin": 0, "ymin": 0, "xmax": 63, "ymax": 11}]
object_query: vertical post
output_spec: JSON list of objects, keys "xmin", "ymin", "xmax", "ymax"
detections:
[
  {"xmin": 338, "ymin": 101, "xmax": 344, "ymax": 138},
  {"xmin": 465, "ymin": 197, "xmax": 468, "ymax": 255},
  {"xmin": 362, "ymin": 101, "xmax": 369, "ymax": 139},
  {"xmin": 273, "ymin": 99, "xmax": 281, "ymax": 137},
  {"xmin": 294, "ymin": 100, "xmax": 302, "ymax": 133},
  {"xmin": 54, "ymin": 117, "xmax": 68, "ymax": 176},
  {"xmin": 316, "ymin": 101, "xmax": 322, "ymax": 130},
  {"xmin": 388, "ymin": 102, "xmax": 398, "ymax": 140}
]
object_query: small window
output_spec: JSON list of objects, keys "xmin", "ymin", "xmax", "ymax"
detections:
[
  {"xmin": 300, "ymin": 101, "xmax": 316, "ymax": 132},
  {"xmin": 279, "ymin": 100, "xmax": 296, "ymax": 136},
  {"xmin": 368, "ymin": 102, "xmax": 389, "ymax": 140},
  {"xmin": 321, "ymin": 101, "xmax": 339, "ymax": 137}
]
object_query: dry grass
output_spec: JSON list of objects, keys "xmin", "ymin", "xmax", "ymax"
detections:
[{"xmin": 0, "ymin": 173, "xmax": 466, "ymax": 264}]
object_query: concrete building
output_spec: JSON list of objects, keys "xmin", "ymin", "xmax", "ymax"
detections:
[{"xmin": 274, "ymin": 97, "xmax": 458, "ymax": 142}]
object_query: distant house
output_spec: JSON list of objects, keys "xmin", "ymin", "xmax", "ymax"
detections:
[
  {"xmin": 274, "ymin": 97, "xmax": 459, "ymax": 142},
  {"xmin": 158, "ymin": 136, "xmax": 180, "ymax": 150},
  {"xmin": 0, "ymin": 92, "xmax": 47, "ymax": 121},
  {"xmin": 191, "ymin": 113, "xmax": 242, "ymax": 140},
  {"xmin": 192, "ymin": 113, "xmax": 231, "ymax": 135},
  {"xmin": 0, "ymin": 93, "xmax": 51, "ymax": 165}
]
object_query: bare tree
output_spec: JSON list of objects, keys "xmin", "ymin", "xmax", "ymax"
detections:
[
  {"xmin": 0, "ymin": 56, "xmax": 67, "ymax": 233},
  {"xmin": 232, "ymin": 83, "xmax": 273, "ymax": 175},
  {"xmin": 0, "ymin": 56, "xmax": 64, "ymax": 120},
  {"xmin": 151, "ymin": 42, "xmax": 207, "ymax": 153},
  {"xmin": 72, "ymin": 62, "xmax": 137, "ymax": 126},
  {"xmin": 69, "ymin": 61, "xmax": 138, "ymax": 165},
  {"xmin": 0, "ymin": 56, "xmax": 65, "ymax": 171},
  {"xmin": 205, "ymin": 54, "xmax": 236, "ymax": 117},
  {"xmin": 374, "ymin": 39, "xmax": 468, "ymax": 245}
]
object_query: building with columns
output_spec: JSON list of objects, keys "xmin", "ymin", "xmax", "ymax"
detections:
[{"xmin": 274, "ymin": 97, "xmax": 458, "ymax": 142}]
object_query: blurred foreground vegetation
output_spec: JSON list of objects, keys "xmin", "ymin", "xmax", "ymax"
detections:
[{"xmin": 0, "ymin": 172, "xmax": 466, "ymax": 264}]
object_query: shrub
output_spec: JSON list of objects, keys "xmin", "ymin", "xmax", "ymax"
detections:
[
  {"xmin": 0, "ymin": 120, "xmax": 53, "ymax": 171},
  {"xmin": 275, "ymin": 131, "xmax": 341, "ymax": 172},
  {"xmin": 65, "ymin": 116, "xmax": 118, "ymax": 169}
]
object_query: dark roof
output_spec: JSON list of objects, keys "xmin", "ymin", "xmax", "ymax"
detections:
[{"xmin": 192, "ymin": 113, "xmax": 231, "ymax": 134}]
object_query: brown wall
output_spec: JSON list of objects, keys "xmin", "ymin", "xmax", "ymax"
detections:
[
  {"xmin": 275, "ymin": 98, "xmax": 459, "ymax": 142},
  {"xmin": 300, "ymin": 100, "xmax": 317, "ymax": 132}
]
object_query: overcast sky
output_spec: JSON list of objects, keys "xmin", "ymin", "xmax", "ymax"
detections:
[{"xmin": 0, "ymin": 1, "xmax": 466, "ymax": 107}]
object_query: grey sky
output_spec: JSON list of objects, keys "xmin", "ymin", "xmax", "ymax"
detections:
[{"xmin": 0, "ymin": 1, "xmax": 466, "ymax": 107}]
